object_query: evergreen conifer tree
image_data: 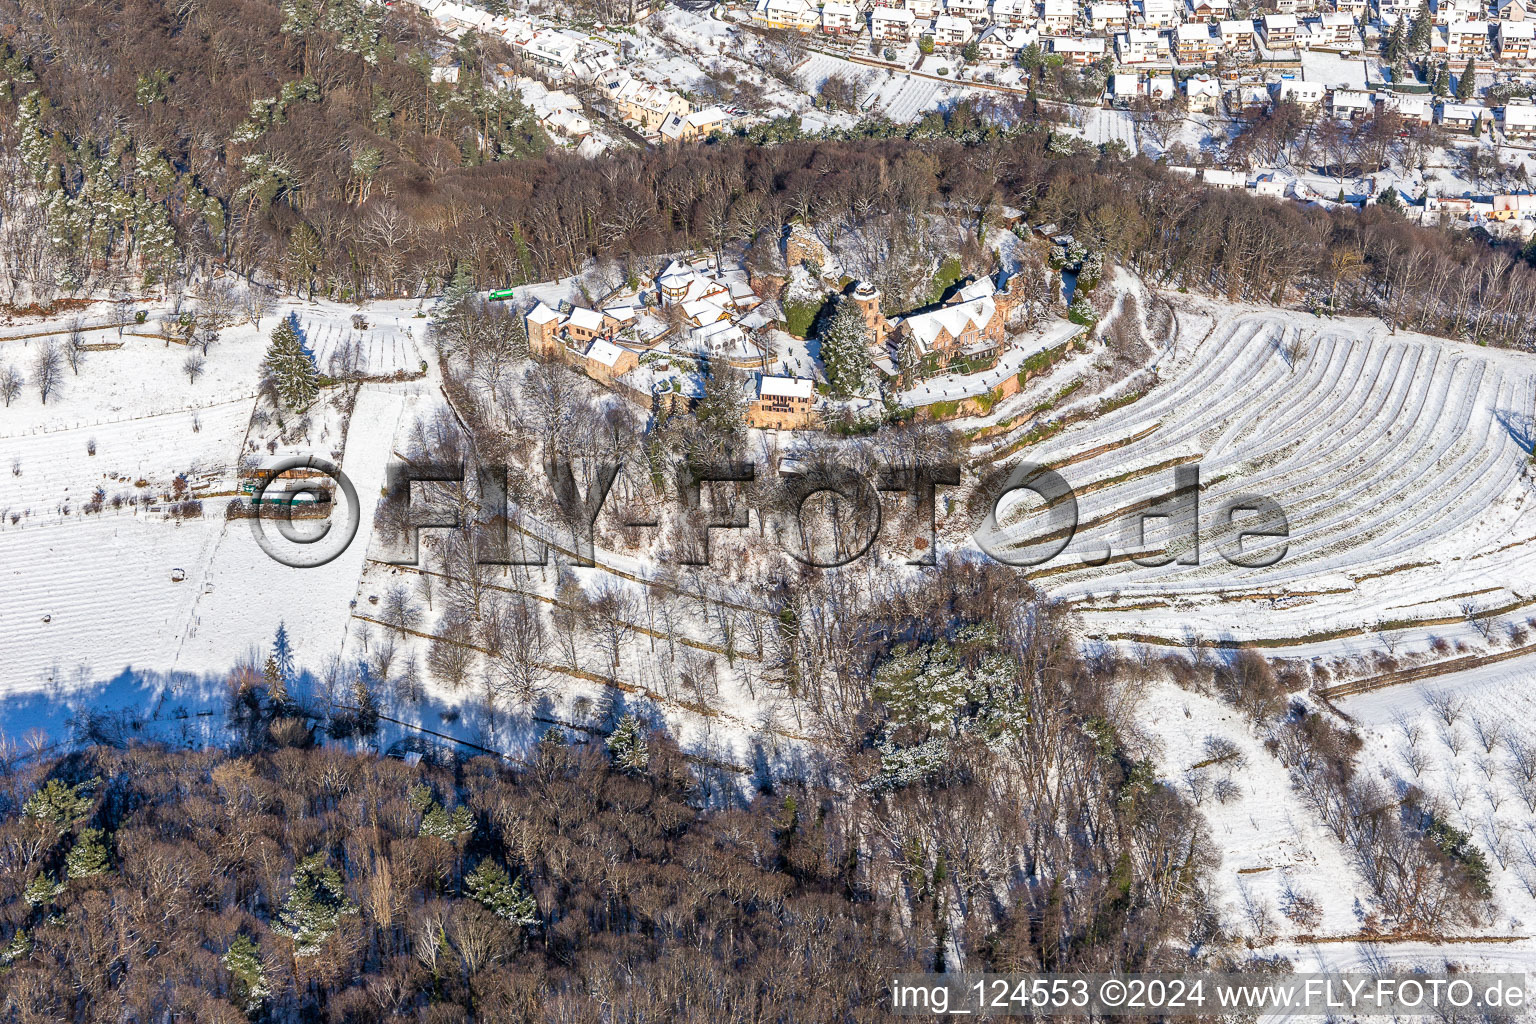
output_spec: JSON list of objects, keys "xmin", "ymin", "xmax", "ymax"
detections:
[
  {"xmin": 275, "ymin": 854, "xmax": 356, "ymax": 955},
  {"xmin": 606, "ymin": 713, "xmax": 650, "ymax": 774},
  {"xmin": 819, "ymin": 296, "xmax": 871, "ymax": 398},
  {"xmin": 223, "ymin": 934, "xmax": 270, "ymax": 1014},
  {"xmin": 65, "ymin": 828, "xmax": 110, "ymax": 880},
  {"xmin": 1457, "ymin": 59, "xmax": 1475, "ymax": 101},
  {"xmin": 263, "ymin": 316, "xmax": 318, "ymax": 409},
  {"xmin": 465, "ymin": 860, "xmax": 539, "ymax": 927}
]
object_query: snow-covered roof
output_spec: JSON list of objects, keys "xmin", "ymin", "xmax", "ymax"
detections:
[
  {"xmin": 955, "ymin": 276, "xmax": 997, "ymax": 302},
  {"xmin": 1501, "ymin": 19, "xmax": 1536, "ymax": 35},
  {"xmin": 903, "ymin": 295, "xmax": 996, "ymax": 353},
  {"xmin": 1439, "ymin": 101, "xmax": 1484, "ymax": 119},
  {"xmin": 758, "ymin": 375, "xmax": 815, "ymax": 400},
  {"xmin": 566, "ymin": 306, "xmax": 605, "ymax": 332},
  {"xmin": 1219, "ymin": 18, "xmax": 1254, "ymax": 33},
  {"xmin": 1505, "ymin": 103, "xmax": 1536, "ymax": 125},
  {"xmin": 527, "ymin": 302, "xmax": 561, "ymax": 325},
  {"xmin": 1264, "ymin": 13, "xmax": 1298, "ymax": 27},
  {"xmin": 585, "ymin": 338, "xmax": 628, "ymax": 367},
  {"xmin": 873, "ymin": 6, "xmax": 917, "ymax": 22},
  {"xmin": 1176, "ymin": 22, "xmax": 1213, "ymax": 39}
]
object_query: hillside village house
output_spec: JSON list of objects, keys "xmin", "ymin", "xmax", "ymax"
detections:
[
  {"xmin": 977, "ymin": 24, "xmax": 1039, "ymax": 59},
  {"xmin": 1117, "ymin": 27, "xmax": 1171, "ymax": 61},
  {"xmin": 1088, "ymin": 2, "xmax": 1132, "ymax": 30},
  {"xmin": 1109, "ymin": 72, "xmax": 1143, "ymax": 102},
  {"xmin": 933, "ymin": 14, "xmax": 976, "ymax": 43},
  {"xmin": 602, "ymin": 71, "xmax": 689, "ymax": 132},
  {"xmin": 873, "ymin": 6, "xmax": 918, "ymax": 38},
  {"xmin": 1054, "ymin": 35, "xmax": 1108, "ymax": 61},
  {"xmin": 1042, "ymin": 0, "xmax": 1076, "ymax": 31},
  {"xmin": 1174, "ymin": 22, "xmax": 1221, "ymax": 60},
  {"xmin": 1138, "ymin": 0, "xmax": 1184, "ymax": 27},
  {"xmin": 991, "ymin": 0, "xmax": 1034, "ymax": 24},
  {"xmin": 893, "ymin": 282, "xmax": 1007, "ymax": 377},
  {"xmin": 1377, "ymin": 0, "xmax": 1415, "ymax": 21},
  {"xmin": 1275, "ymin": 77, "xmax": 1326, "ymax": 106},
  {"xmin": 1435, "ymin": 20, "xmax": 1491, "ymax": 56},
  {"xmin": 746, "ymin": 376, "xmax": 817, "ymax": 430},
  {"xmin": 1184, "ymin": 74, "xmax": 1222, "ymax": 111},
  {"xmin": 1498, "ymin": 19, "xmax": 1535, "ymax": 56},
  {"xmin": 1498, "ymin": 0, "xmax": 1530, "ymax": 20},
  {"xmin": 1262, "ymin": 13, "xmax": 1300, "ymax": 45},
  {"xmin": 946, "ymin": 0, "xmax": 990, "ymax": 26},
  {"xmin": 821, "ymin": 2, "xmax": 862, "ymax": 32},
  {"xmin": 908, "ymin": 0, "xmax": 941, "ymax": 18},
  {"xmin": 1186, "ymin": 0, "xmax": 1231, "ymax": 21},
  {"xmin": 1219, "ymin": 18, "xmax": 1257, "ymax": 51},
  {"xmin": 1148, "ymin": 74, "xmax": 1177, "ymax": 99},
  {"xmin": 1502, "ymin": 101, "xmax": 1536, "ymax": 139},
  {"xmin": 1316, "ymin": 11, "xmax": 1357, "ymax": 44},
  {"xmin": 1332, "ymin": 0, "xmax": 1368, "ymax": 18},
  {"xmin": 1378, "ymin": 90, "xmax": 1433, "ymax": 123},
  {"xmin": 1330, "ymin": 88, "xmax": 1374, "ymax": 119},
  {"xmin": 1438, "ymin": 101, "xmax": 1484, "ymax": 131},
  {"xmin": 1435, "ymin": 0, "xmax": 1483, "ymax": 24},
  {"xmin": 752, "ymin": 0, "xmax": 819, "ymax": 29}
]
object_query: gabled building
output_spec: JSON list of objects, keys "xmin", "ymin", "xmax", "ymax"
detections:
[
  {"xmin": 1261, "ymin": 13, "xmax": 1300, "ymax": 46},
  {"xmin": 872, "ymin": 5, "xmax": 918, "ymax": 38},
  {"xmin": 1117, "ymin": 27, "xmax": 1171, "ymax": 61},
  {"xmin": 1052, "ymin": 34, "xmax": 1108, "ymax": 61},
  {"xmin": 1437, "ymin": 100, "xmax": 1485, "ymax": 130},
  {"xmin": 1042, "ymin": 0, "xmax": 1077, "ymax": 31},
  {"xmin": 1088, "ymin": 2, "xmax": 1132, "ymax": 29},
  {"xmin": 1219, "ymin": 18, "xmax": 1257, "ymax": 52},
  {"xmin": 1174, "ymin": 21, "xmax": 1221, "ymax": 60},
  {"xmin": 1497, "ymin": 0, "xmax": 1530, "ymax": 21},
  {"xmin": 1502, "ymin": 100, "xmax": 1536, "ymax": 137},
  {"xmin": 1138, "ymin": 0, "xmax": 1184, "ymax": 25},
  {"xmin": 1186, "ymin": 0, "xmax": 1231, "ymax": 20},
  {"xmin": 991, "ymin": 0, "xmax": 1035, "ymax": 24},
  {"xmin": 933, "ymin": 13, "xmax": 976, "ymax": 43},
  {"xmin": 746, "ymin": 376, "xmax": 817, "ymax": 429},
  {"xmin": 821, "ymin": 2, "xmax": 862, "ymax": 32},
  {"xmin": 1497, "ymin": 18, "xmax": 1534, "ymax": 55}
]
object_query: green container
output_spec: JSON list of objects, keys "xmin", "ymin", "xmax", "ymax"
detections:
[{"xmin": 487, "ymin": 288, "xmax": 516, "ymax": 301}]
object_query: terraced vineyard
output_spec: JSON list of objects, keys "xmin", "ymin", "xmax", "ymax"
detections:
[{"xmin": 978, "ymin": 310, "xmax": 1536, "ymax": 665}]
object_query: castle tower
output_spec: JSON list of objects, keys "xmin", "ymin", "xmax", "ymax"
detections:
[{"xmin": 851, "ymin": 281, "xmax": 889, "ymax": 347}]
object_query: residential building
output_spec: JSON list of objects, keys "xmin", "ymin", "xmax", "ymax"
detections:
[
  {"xmin": 1148, "ymin": 74, "xmax": 1178, "ymax": 99},
  {"xmin": 933, "ymin": 14, "xmax": 975, "ymax": 43},
  {"xmin": 1498, "ymin": 18, "xmax": 1535, "ymax": 55},
  {"xmin": 1330, "ymin": 88, "xmax": 1375, "ymax": 118},
  {"xmin": 1261, "ymin": 12, "xmax": 1300, "ymax": 45},
  {"xmin": 1502, "ymin": 100, "xmax": 1536, "ymax": 137},
  {"xmin": 1174, "ymin": 22, "xmax": 1221, "ymax": 60},
  {"xmin": 896, "ymin": 293, "xmax": 1006, "ymax": 376},
  {"xmin": 1052, "ymin": 34, "xmax": 1108, "ymax": 61},
  {"xmin": 1377, "ymin": 0, "xmax": 1415, "ymax": 22},
  {"xmin": 1497, "ymin": 0, "xmax": 1530, "ymax": 21},
  {"xmin": 946, "ymin": 0, "xmax": 990, "ymax": 24},
  {"xmin": 1316, "ymin": 11, "xmax": 1357, "ymax": 43},
  {"xmin": 1186, "ymin": 0, "xmax": 1231, "ymax": 20},
  {"xmin": 821, "ymin": 2, "xmax": 862, "ymax": 31},
  {"xmin": 1042, "ymin": 0, "xmax": 1077, "ymax": 31},
  {"xmin": 1184, "ymin": 73, "xmax": 1222, "ymax": 111},
  {"xmin": 872, "ymin": 5, "xmax": 918, "ymax": 38},
  {"xmin": 976, "ymin": 23, "xmax": 1039, "ymax": 59},
  {"xmin": 1433, "ymin": 0, "xmax": 1482, "ymax": 23},
  {"xmin": 990, "ymin": 0, "xmax": 1034, "ymax": 24},
  {"xmin": 1377, "ymin": 90, "xmax": 1434, "ymax": 123},
  {"xmin": 1441, "ymin": 19, "xmax": 1491, "ymax": 55},
  {"xmin": 1274, "ymin": 77, "xmax": 1325, "ymax": 105},
  {"xmin": 1109, "ymin": 71, "xmax": 1144, "ymax": 102},
  {"xmin": 1202, "ymin": 168, "xmax": 1246, "ymax": 187},
  {"xmin": 1219, "ymin": 18, "xmax": 1257, "ymax": 52},
  {"xmin": 1117, "ymin": 26, "xmax": 1171, "ymax": 60},
  {"xmin": 1138, "ymin": 0, "xmax": 1184, "ymax": 26},
  {"xmin": 602, "ymin": 71, "xmax": 690, "ymax": 131},
  {"xmin": 752, "ymin": 0, "xmax": 819, "ymax": 30},
  {"xmin": 1332, "ymin": 0, "xmax": 1368, "ymax": 17},
  {"xmin": 1437, "ymin": 100, "xmax": 1484, "ymax": 130},
  {"xmin": 746, "ymin": 376, "xmax": 817, "ymax": 430},
  {"xmin": 1088, "ymin": 2, "xmax": 1132, "ymax": 29}
]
